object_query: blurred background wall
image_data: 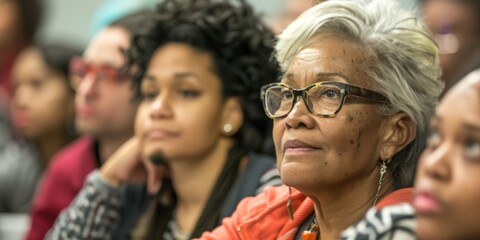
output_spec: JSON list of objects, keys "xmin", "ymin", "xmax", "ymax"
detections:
[{"xmin": 38, "ymin": 0, "xmax": 418, "ymax": 48}]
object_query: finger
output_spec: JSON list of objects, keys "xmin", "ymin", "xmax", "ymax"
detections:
[
  {"xmin": 146, "ymin": 161, "xmax": 165, "ymax": 194},
  {"xmin": 100, "ymin": 137, "xmax": 143, "ymax": 185}
]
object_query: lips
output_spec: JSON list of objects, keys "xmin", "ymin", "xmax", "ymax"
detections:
[
  {"xmin": 414, "ymin": 190, "xmax": 443, "ymax": 214},
  {"xmin": 146, "ymin": 129, "xmax": 179, "ymax": 140},
  {"xmin": 283, "ymin": 139, "xmax": 320, "ymax": 154},
  {"xmin": 12, "ymin": 110, "xmax": 31, "ymax": 128},
  {"xmin": 76, "ymin": 105, "xmax": 95, "ymax": 117}
]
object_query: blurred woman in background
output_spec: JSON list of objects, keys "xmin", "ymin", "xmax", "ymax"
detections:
[{"xmin": 0, "ymin": 43, "xmax": 80, "ymax": 212}]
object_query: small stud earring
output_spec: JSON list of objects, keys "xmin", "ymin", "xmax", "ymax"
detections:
[{"xmin": 223, "ymin": 123, "xmax": 232, "ymax": 133}]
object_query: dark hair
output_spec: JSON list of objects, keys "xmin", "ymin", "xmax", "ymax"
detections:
[
  {"xmin": 17, "ymin": 0, "xmax": 43, "ymax": 42},
  {"xmin": 128, "ymin": 0, "xmax": 279, "ymax": 154},
  {"xmin": 108, "ymin": 10, "xmax": 157, "ymax": 35},
  {"xmin": 37, "ymin": 43, "xmax": 82, "ymax": 91},
  {"xmin": 126, "ymin": 0, "xmax": 279, "ymax": 238}
]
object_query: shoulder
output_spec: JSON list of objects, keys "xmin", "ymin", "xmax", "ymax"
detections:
[
  {"xmin": 0, "ymin": 142, "xmax": 39, "ymax": 179},
  {"xmin": 376, "ymin": 188, "xmax": 413, "ymax": 209},
  {"xmin": 341, "ymin": 203, "xmax": 415, "ymax": 240},
  {"xmin": 234, "ymin": 185, "xmax": 292, "ymax": 218},
  {"xmin": 41, "ymin": 137, "xmax": 97, "ymax": 188},
  {"xmin": 47, "ymin": 137, "xmax": 96, "ymax": 172}
]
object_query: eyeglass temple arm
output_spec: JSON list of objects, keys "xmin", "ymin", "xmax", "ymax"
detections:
[{"xmin": 347, "ymin": 85, "xmax": 390, "ymax": 103}]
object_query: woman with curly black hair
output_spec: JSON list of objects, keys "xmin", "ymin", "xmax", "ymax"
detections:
[{"xmin": 47, "ymin": 0, "xmax": 280, "ymax": 239}]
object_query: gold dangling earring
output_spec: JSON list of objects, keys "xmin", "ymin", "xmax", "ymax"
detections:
[
  {"xmin": 372, "ymin": 160, "xmax": 387, "ymax": 206},
  {"xmin": 287, "ymin": 187, "xmax": 294, "ymax": 220}
]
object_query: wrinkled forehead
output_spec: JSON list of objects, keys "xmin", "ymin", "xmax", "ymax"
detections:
[{"xmin": 285, "ymin": 33, "xmax": 375, "ymax": 88}]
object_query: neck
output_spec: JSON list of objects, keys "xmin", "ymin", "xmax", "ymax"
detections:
[
  {"xmin": 306, "ymin": 169, "xmax": 393, "ymax": 239},
  {"xmin": 34, "ymin": 131, "xmax": 72, "ymax": 166},
  {"xmin": 97, "ymin": 133, "xmax": 132, "ymax": 162},
  {"xmin": 170, "ymin": 138, "xmax": 234, "ymax": 233}
]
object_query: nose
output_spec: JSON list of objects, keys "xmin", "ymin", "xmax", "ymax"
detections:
[
  {"xmin": 149, "ymin": 94, "xmax": 173, "ymax": 119},
  {"xmin": 421, "ymin": 142, "xmax": 451, "ymax": 182},
  {"xmin": 285, "ymin": 96, "xmax": 314, "ymax": 129},
  {"xmin": 77, "ymin": 73, "xmax": 98, "ymax": 99},
  {"xmin": 13, "ymin": 86, "xmax": 28, "ymax": 109}
]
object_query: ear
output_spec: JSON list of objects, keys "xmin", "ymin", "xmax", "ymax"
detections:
[
  {"xmin": 379, "ymin": 112, "xmax": 416, "ymax": 161},
  {"xmin": 220, "ymin": 97, "xmax": 244, "ymax": 136}
]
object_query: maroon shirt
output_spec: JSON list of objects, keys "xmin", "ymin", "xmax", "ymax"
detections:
[{"xmin": 26, "ymin": 137, "xmax": 98, "ymax": 240}]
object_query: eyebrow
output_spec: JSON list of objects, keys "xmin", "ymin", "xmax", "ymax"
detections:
[
  {"xmin": 143, "ymin": 72, "xmax": 203, "ymax": 83},
  {"xmin": 432, "ymin": 115, "xmax": 480, "ymax": 133},
  {"xmin": 464, "ymin": 123, "xmax": 480, "ymax": 133},
  {"xmin": 283, "ymin": 72, "xmax": 350, "ymax": 85}
]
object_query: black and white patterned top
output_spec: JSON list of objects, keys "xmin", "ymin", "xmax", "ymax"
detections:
[{"xmin": 340, "ymin": 203, "xmax": 416, "ymax": 240}]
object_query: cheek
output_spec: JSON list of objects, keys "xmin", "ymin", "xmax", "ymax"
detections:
[
  {"xmin": 332, "ymin": 111, "xmax": 366, "ymax": 152},
  {"xmin": 134, "ymin": 105, "xmax": 148, "ymax": 137},
  {"xmin": 451, "ymin": 171, "xmax": 480, "ymax": 215},
  {"xmin": 180, "ymin": 105, "xmax": 221, "ymax": 139},
  {"xmin": 272, "ymin": 119, "xmax": 284, "ymax": 161},
  {"xmin": 0, "ymin": 4, "xmax": 17, "ymax": 35},
  {"xmin": 331, "ymin": 110, "xmax": 381, "ymax": 167}
]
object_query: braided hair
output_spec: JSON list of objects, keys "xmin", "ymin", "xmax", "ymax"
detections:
[{"xmin": 125, "ymin": 0, "xmax": 279, "ymax": 238}]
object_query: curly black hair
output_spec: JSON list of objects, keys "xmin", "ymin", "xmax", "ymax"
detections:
[
  {"xmin": 125, "ymin": 0, "xmax": 279, "ymax": 238},
  {"xmin": 127, "ymin": 0, "xmax": 279, "ymax": 154}
]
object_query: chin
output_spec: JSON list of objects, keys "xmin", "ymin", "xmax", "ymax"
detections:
[
  {"xmin": 280, "ymin": 166, "xmax": 316, "ymax": 188},
  {"xmin": 416, "ymin": 219, "xmax": 447, "ymax": 240}
]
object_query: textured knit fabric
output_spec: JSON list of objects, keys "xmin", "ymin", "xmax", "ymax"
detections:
[
  {"xmin": 26, "ymin": 137, "xmax": 97, "ymax": 240},
  {"xmin": 47, "ymin": 153, "xmax": 280, "ymax": 240},
  {"xmin": 0, "ymin": 140, "xmax": 40, "ymax": 212},
  {"xmin": 197, "ymin": 187, "xmax": 413, "ymax": 240},
  {"xmin": 0, "ymin": 108, "xmax": 41, "ymax": 212}
]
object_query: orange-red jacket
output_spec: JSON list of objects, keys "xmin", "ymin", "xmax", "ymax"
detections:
[{"xmin": 198, "ymin": 185, "xmax": 412, "ymax": 240}]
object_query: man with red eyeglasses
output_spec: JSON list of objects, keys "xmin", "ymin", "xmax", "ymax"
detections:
[{"xmin": 25, "ymin": 11, "xmax": 153, "ymax": 240}]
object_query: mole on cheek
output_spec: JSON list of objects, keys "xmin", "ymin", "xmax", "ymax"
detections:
[
  {"xmin": 350, "ymin": 140, "xmax": 354, "ymax": 144},
  {"xmin": 348, "ymin": 114, "xmax": 354, "ymax": 122}
]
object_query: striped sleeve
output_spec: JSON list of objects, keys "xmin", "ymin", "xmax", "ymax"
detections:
[{"xmin": 340, "ymin": 203, "xmax": 416, "ymax": 240}]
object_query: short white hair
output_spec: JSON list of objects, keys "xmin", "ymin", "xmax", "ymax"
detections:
[{"xmin": 276, "ymin": 0, "xmax": 444, "ymax": 189}]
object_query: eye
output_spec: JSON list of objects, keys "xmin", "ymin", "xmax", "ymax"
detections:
[
  {"xmin": 178, "ymin": 89, "xmax": 200, "ymax": 98},
  {"xmin": 426, "ymin": 128, "xmax": 441, "ymax": 150},
  {"xmin": 281, "ymin": 89, "xmax": 293, "ymax": 100},
  {"xmin": 321, "ymin": 89, "xmax": 340, "ymax": 99},
  {"xmin": 310, "ymin": 86, "xmax": 341, "ymax": 100},
  {"xmin": 71, "ymin": 68, "xmax": 87, "ymax": 78},
  {"xmin": 464, "ymin": 138, "xmax": 480, "ymax": 160},
  {"xmin": 31, "ymin": 79, "xmax": 43, "ymax": 90},
  {"xmin": 97, "ymin": 67, "xmax": 118, "ymax": 80},
  {"xmin": 140, "ymin": 91, "xmax": 157, "ymax": 101}
]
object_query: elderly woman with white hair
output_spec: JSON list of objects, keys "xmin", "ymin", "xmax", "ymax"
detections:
[{"xmin": 198, "ymin": 0, "xmax": 443, "ymax": 239}]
